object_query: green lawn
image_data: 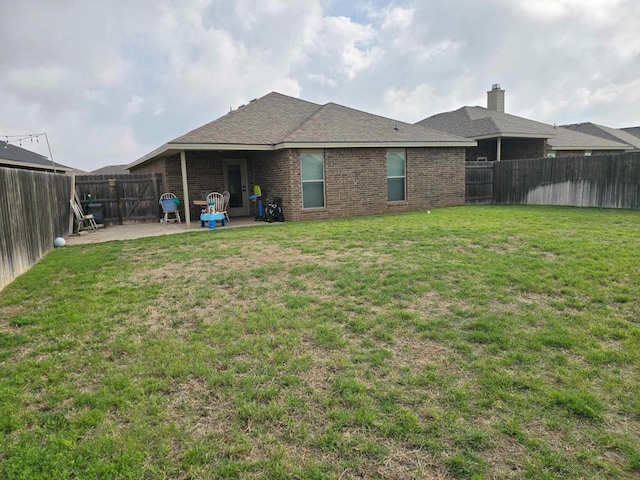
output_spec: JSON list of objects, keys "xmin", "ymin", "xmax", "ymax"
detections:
[{"xmin": 1, "ymin": 206, "xmax": 639, "ymax": 479}]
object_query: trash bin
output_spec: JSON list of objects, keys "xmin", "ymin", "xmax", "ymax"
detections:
[{"xmin": 87, "ymin": 203, "xmax": 105, "ymax": 226}]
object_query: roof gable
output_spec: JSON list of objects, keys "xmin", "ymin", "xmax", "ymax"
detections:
[
  {"xmin": 417, "ymin": 106, "xmax": 557, "ymax": 138},
  {"xmin": 171, "ymin": 92, "xmax": 321, "ymax": 145}
]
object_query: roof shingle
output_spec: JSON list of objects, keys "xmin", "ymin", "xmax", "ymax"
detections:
[{"xmin": 561, "ymin": 122, "xmax": 640, "ymax": 150}]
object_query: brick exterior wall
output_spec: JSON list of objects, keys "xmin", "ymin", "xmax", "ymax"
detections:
[
  {"xmin": 132, "ymin": 146, "xmax": 465, "ymax": 222},
  {"xmin": 288, "ymin": 146, "xmax": 465, "ymax": 222}
]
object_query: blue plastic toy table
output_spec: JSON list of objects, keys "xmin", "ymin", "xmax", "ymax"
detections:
[{"xmin": 200, "ymin": 212, "xmax": 226, "ymax": 229}]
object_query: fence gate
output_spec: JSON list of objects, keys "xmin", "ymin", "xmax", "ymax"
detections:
[
  {"xmin": 465, "ymin": 161, "xmax": 494, "ymax": 204},
  {"xmin": 75, "ymin": 173, "xmax": 163, "ymax": 225}
]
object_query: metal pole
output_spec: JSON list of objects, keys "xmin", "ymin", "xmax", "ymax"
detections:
[{"xmin": 43, "ymin": 132, "xmax": 57, "ymax": 173}]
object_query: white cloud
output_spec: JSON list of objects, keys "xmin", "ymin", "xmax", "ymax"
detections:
[
  {"xmin": 380, "ymin": 6, "xmax": 415, "ymax": 29},
  {"xmin": 6, "ymin": 66, "xmax": 73, "ymax": 93},
  {"xmin": 124, "ymin": 95, "xmax": 144, "ymax": 120},
  {"xmin": 308, "ymin": 73, "xmax": 338, "ymax": 88},
  {"xmin": 2, "ymin": 0, "xmax": 640, "ymax": 171},
  {"xmin": 83, "ymin": 90, "xmax": 108, "ymax": 105},
  {"xmin": 506, "ymin": 0, "xmax": 623, "ymax": 23},
  {"xmin": 318, "ymin": 16, "xmax": 384, "ymax": 79}
]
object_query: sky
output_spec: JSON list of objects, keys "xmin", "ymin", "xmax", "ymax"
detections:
[{"xmin": 1, "ymin": 0, "xmax": 639, "ymax": 172}]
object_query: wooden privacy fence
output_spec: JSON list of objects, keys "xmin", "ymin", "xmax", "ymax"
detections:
[
  {"xmin": 0, "ymin": 167, "xmax": 72, "ymax": 292},
  {"xmin": 74, "ymin": 173, "xmax": 163, "ymax": 226},
  {"xmin": 465, "ymin": 161, "xmax": 494, "ymax": 204},
  {"xmin": 493, "ymin": 153, "xmax": 640, "ymax": 209},
  {"xmin": 465, "ymin": 153, "xmax": 640, "ymax": 209}
]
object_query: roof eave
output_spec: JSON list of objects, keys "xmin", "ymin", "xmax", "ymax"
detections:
[
  {"xmin": 277, "ymin": 141, "xmax": 477, "ymax": 148},
  {"xmin": 548, "ymin": 145, "xmax": 629, "ymax": 151},
  {"xmin": 472, "ymin": 133, "xmax": 556, "ymax": 140},
  {"xmin": 129, "ymin": 140, "xmax": 479, "ymax": 168},
  {"xmin": 0, "ymin": 158, "xmax": 70, "ymax": 172}
]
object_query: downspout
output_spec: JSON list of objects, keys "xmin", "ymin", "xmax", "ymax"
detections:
[
  {"xmin": 496, "ymin": 137, "xmax": 502, "ymax": 162},
  {"xmin": 180, "ymin": 150, "xmax": 191, "ymax": 228}
]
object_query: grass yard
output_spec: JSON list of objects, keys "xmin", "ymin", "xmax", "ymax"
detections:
[{"xmin": 1, "ymin": 205, "xmax": 639, "ymax": 479}]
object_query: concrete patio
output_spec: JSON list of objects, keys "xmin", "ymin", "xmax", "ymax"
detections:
[{"xmin": 66, "ymin": 216, "xmax": 275, "ymax": 245}]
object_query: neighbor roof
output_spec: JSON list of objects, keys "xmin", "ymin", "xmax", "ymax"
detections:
[
  {"xmin": 417, "ymin": 106, "xmax": 628, "ymax": 151},
  {"xmin": 129, "ymin": 92, "xmax": 475, "ymax": 168},
  {"xmin": 561, "ymin": 122, "xmax": 640, "ymax": 151},
  {"xmin": 620, "ymin": 126, "xmax": 640, "ymax": 139},
  {"xmin": 0, "ymin": 142, "xmax": 73, "ymax": 172},
  {"xmin": 416, "ymin": 106, "xmax": 558, "ymax": 139},
  {"xmin": 90, "ymin": 164, "xmax": 130, "ymax": 175},
  {"xmin": 547, "ymin": 127, "xmax": 629, "ymax": 150}
]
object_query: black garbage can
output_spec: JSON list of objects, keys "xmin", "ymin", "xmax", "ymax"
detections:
[{"xmin": 87, "ymin": 203, "xmax": 105, "ymax": 226}]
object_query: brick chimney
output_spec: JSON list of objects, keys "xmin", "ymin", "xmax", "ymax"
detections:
[{"xmin": 487, "ymin": 84, "xmax": 505, "ymax": 112}]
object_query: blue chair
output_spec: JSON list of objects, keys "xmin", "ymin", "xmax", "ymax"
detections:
[{"xmin": 159, "ymin": 193, "xmax": 181, "ymax": 224}]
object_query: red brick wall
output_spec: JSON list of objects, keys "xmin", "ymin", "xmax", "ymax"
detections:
[
  {"xmin": 133, "ymin": 147, "xmax": 465, "ymax": 222},
  {"xmin": 287, "ymin": 147, "xmax": 465, "ymax": 222}
]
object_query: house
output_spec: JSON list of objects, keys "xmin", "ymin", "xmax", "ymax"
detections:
[
  {"xmin": 90, "ymin": 164, "xmax": 130, "ymax": 175},
  {"xmin": 128, "ymin": 92, "xmax": 475, "ymax": 225},
  {"xmin": 416, "ymin": 85, "xmax": 628, "ymax": 160},
  {"xmin": 620, "ymin": 126, "xmax": 640, "ymax": 139},
  {"xmin": 0, "ymin": 142, "xmax": 77, "ymax": 173},
  {"xmin": 561, "ymin": 123, "xmax": 640, "ymax": 153}
]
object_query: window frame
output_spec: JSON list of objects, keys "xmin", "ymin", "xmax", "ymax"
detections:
[
  {"xmin": 386, "ymin": 149, "xmax": 407, "ymax": 202},
  {"xmin": 300, "ymin": 150, "xmax": 326, "ymax": 209}
]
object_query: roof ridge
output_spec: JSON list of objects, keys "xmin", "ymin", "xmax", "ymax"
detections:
[
  {"xmin": 171, "ymin": 92, "xmax": 321, "ymax": 144},
  {"xmin": 275, "ymin": 103, "xmax": 325, "ymax": 144}
]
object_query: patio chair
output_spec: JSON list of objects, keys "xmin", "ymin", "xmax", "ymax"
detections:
[
  {"xmin": 159, "ymin": 193, "xmax": 181, "ymax": 224},
  {"xmin": 205, "ymin": 192, "xmax": 227, "ymax": 217},
  {"xmin": 222, "ymin": 191, "xmax": 231, "ymax": 221},
  {"xmin": 70, "ymin": 195, "xmax": 102, "ymax": 232}
]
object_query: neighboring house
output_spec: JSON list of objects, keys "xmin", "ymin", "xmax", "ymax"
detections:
[
  {"xmin": 0, "ymin": 142, "xmax": 77, "ymax": 173},
  {"xmin": 128, "ymin": 92, "xmax": 475, "ymax": 224},
  {"xmin": 416, "ymin": 85, "xmax": 628, "ymax": 160},
  {"xmin": 91, "ymin": 164, "xmax": 130, "ymax": 175},
  {"xmin": 561, "ymin": 122, "xmax": 640, "ymax": 153},
  {"xmin": 620, "ymin": 126, "xmax": 640, "ymax": 139}
]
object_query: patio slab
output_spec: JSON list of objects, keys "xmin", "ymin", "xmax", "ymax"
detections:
[{"xmin": 66, "ymin": 216, "xmax": 273, "ymax": 245}]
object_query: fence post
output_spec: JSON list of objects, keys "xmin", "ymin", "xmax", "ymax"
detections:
[{"xmin": 110, "ymin": 178, "xmax": 123, "ymax": 225}]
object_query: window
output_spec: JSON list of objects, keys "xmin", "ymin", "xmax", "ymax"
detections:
[
  {"xmin": 547, "ymin": 152, "xmax": 557, "ymax": 158},
  {"xmin": 387, "ymin": 150, "xmax": 406, "ymax": 202},
  {"xmin": 301, "ymin": 151, "xmax": 325, "ymax": 208},
  {"xmin": 584, "ymin": 150, "xmax": 592, "ymax": 157}
]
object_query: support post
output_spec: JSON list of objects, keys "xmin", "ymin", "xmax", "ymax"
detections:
[
  {"xmin": 68, "ymin": 173, "xmax": 76, "ymax": 236},
  {"xmin": 496, "ymin": 137, "xmax": 502, "ymax": 162},
  {"xmin": 180, "ymin": 150, "xmax": 191, "ymax": 228}
]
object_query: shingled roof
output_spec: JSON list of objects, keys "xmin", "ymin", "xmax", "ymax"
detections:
[
  {"xmin": 416, "ymin": 106, "xmax": 558, "ymax": 139},
  {"xmin": 547, "ymin": 126, "xmax": 629, "ymax": 150},
  {"xmin": 279, "ymin": 102, "xmax": 471, "ymax": 144},
  {"xmin": 561, "ymin": 122, "xmax": 640, "ymax": 151},
  {"xmin": 0, "ymin": 143, "xmax": 74, "ymax": 172},
  {"xmin": 417, "ymin": 106, "xmax": 628, "ymax": 151},
  {"xmin": 172, "ymin": 93, "xmax": 321, "ymax": 145},
  {"xmin": 130, "ymin": 92, "xmax": 475, "ymax": 168},
  {"xmin": 620, "ymin": 126, "xmax": 640, "ymax": 139}
]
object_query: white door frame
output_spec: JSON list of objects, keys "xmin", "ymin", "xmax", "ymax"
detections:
[{"xmin": 223, "ymin": 159, "xmax": 250, "ymax": 216}]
